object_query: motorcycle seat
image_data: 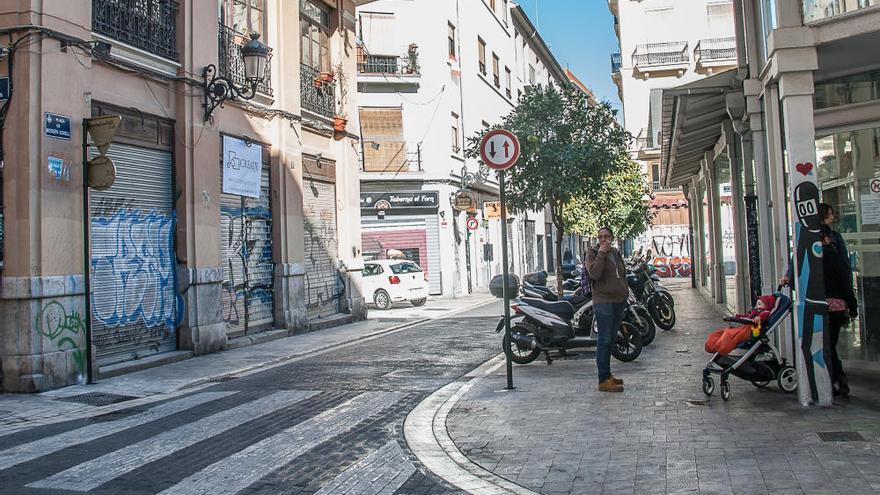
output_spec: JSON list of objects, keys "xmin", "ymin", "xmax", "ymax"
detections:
[{"xmin": 521, "ymin": 297, "xmax": 576, "ymax": 321}]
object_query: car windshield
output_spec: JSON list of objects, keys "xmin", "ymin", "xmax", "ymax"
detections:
[{"xmin": 390, "ymin": 262, "xmax": 422, "ymax": 274}]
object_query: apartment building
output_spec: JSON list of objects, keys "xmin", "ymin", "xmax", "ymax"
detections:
[
  {"xmin": 0, "ymin": 0, "xmax": 374, "ymax": 392},
  {"xmin": 355, "ymin": 0, "xmax": 567, "ymax": 298},
  {"xmin": 609, "ymin": 0, "xmax": 736, "ymax": 277},
  {"xmin": 661, "ymin": 0, "xmax": 880, "ymax": 403}
]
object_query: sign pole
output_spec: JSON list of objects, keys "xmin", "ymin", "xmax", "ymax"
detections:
[
  {"xmin": 465, "ymin": 215, "xmax": 473, "ymax": 294},
  {"xmin": 499, "ymin": 170, "xmax": 514, "ymax": 390}
]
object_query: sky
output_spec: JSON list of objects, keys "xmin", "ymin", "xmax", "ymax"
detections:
[{"xmin": 518, "ymin": 0, "xmax": 622, "ymax": 115}]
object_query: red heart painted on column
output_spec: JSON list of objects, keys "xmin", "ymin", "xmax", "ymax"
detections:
[{"xmin": 795, "ymin": 162, "xmax": 814, "ymax": 176}]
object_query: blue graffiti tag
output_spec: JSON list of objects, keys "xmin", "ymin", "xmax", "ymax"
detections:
[{"xmin": 90, "ymin": 208, "xmax": 182, "ymax": 329}]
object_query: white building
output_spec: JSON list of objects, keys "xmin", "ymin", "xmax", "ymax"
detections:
[
  {"xmin": 355, "ymin": 0, "xmax": 568, "ymax": 298},
  {"xmin": 609, "ymin": 0, "xmax": 736, "ymax": 274}
]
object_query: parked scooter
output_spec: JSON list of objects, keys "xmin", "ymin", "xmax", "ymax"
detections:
[
  {"xmin": 626, "ymin": 261, "xmax": 676, "ymax": 330},
  {"xmin": 570, "ymin": 267, "xmax": 656, "ymax": 346},
  {"xmin": 496, "ymin": 294, "xmax": 643, "ymax": 365}
]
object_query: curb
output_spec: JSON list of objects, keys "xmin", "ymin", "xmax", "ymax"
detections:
[{"xmin": 404, "ymin": 354, "xmax": 539, "ymax": 495}]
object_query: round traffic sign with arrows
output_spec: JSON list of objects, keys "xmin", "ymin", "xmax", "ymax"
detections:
[{"xmin": 480, "ymin": 129, "xmax": 520, "ymax": 171}]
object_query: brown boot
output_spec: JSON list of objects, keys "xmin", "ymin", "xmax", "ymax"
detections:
[
  {"xmin": 610, "ymin": 375, "xmax": 623, "ymax": 385},
  {"xmin": 598, "ymin": 378, "xmax": 624, "ymax": 392}
]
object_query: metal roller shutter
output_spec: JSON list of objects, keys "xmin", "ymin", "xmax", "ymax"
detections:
[
  {"xmin": 89, "ymin": 144, "xmax": 179, "ymax": 367},
  {"xmin": 425, "ymin": 215, "xmax": 442, "ymax": 295},
  {"xmin": 220, "ymin": 157, "xmax": 274, "ymax": 338},
  {"xmin": 303, "ymin": 178, "xmax": 342, "ymax": 320}
]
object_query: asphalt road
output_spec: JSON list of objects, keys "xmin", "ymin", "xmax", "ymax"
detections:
[{"xmin": 0, "ymin": 301, "xmax": 505, "ymax": 495}]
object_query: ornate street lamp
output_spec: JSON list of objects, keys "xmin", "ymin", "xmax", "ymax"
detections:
[{"xmin": 203, "ymin": 32, "xmax": 270, "ymax": 121}]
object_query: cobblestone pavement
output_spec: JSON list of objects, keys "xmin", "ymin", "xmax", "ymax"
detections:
[
  {"xmin": 446, "ymin": 283, "xmax": 880, "ymax": 495},
  {"xmin": 0, "ymin": 301, "xmax": 505, "ymax": 495}
]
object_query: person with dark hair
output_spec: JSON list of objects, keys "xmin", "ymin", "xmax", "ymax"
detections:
[
  {"xmin": 586, "ymin": 226, "xmax": 629, "ymax": 392},
  {"xmin": 820, "ymin": 224, "xmax": 858, "ymax": 396}
]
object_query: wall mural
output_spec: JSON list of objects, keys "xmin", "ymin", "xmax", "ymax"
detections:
[{"xmin": 651, "ymin": 232, "xmax": 692, "ymax": 278}]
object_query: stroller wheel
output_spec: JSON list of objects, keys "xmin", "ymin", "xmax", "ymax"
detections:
[
  {"xmin": 751, "ymin": 380, "xmax": 770, "ymax": 388},
  {"xmin": 777, "ymin": 366, "xmax": 798, "ymax": 393},
  {"xmin": 721, "ymin": 381, "xmax": 731, "ymax": 401},
  {"xmin": 702, "ymin": 376, "xmax": 715, "ymax": 396}
]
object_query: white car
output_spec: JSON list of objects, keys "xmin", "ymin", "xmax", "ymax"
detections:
[{"xmin": 362, "ymin": 259, "xmax": 429, "ymax": 310}]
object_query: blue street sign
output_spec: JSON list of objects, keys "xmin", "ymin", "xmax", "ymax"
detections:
[
  {"xmin": 45, "ymin": 112, "xmax": 72, "ymax": 140},
  {"xmin": 0, "ymin": 78, "xmax": 8, "ymax": 101}
]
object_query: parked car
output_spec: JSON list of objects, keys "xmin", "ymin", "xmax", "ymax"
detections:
[{"xmin": 362, "ymin": 260, "xmax": 429, "ymax": 310}]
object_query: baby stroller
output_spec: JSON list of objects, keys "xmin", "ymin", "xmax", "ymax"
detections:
[{"xmin": 701, "ymin": 288, "xmax": 797, "ymax": 401}]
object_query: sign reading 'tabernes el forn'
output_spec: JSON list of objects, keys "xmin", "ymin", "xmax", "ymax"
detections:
[{"xmin": 222, "ymin": 136, "xmax": 262, "ymax": 198}]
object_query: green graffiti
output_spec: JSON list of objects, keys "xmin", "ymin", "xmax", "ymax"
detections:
[{"xmin": 35, "ymin": 301, "xmax": 86, "ymax": 376}]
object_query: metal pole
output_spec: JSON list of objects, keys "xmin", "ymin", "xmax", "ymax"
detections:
[
  {"xmin": 499, "ymin": 171, "xmax": 513, "ymax": 390},
  {"xmin": 465, "ymin": 217, "xmax": 473, "ymax": 294},
  {"xmin": 81, "ymin": 123, "xmax": 94, "ymax": 384}
]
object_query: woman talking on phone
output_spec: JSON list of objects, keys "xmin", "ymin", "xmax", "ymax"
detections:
[{"xmin": 586, "ymin": 226, "xmax": 630, "ymax": 392}]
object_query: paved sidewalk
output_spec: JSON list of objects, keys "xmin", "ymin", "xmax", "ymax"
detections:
[
  {"xmin": 442, "ymin": 283, "xmax": 880, "ymax": 495},
  {"xmin": 0, "ymin": 291, "xmax": 494, "ymax": 434}
]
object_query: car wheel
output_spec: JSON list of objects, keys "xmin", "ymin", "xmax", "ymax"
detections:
[
  {"xmin": 410, "ymin": 298, "xmax": 427, "ymax": 307},
  {"xmin": 374, "ymin": 289, "xmax": 392, "ymax": 310}
]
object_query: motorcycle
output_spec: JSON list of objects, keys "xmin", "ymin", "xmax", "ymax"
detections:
[
  {"xmin": 567, "ymin": 267, "xmax": 655, "ymax": 346},
  {"xmin": 627, "ymin": 262, "xmax": 676, "ymax": 330},
  {"xmin": 496, "ymin": 294, "xmax": 643, "ymax": 365}
]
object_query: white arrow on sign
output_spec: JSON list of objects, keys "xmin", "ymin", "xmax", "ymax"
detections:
[{"xmin": 480, "ymin": 129, "xmax": 520, "ymax": 171}]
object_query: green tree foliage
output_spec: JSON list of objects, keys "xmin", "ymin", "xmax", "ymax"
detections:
[
  {"xmin": 465, "ymin": 84, "xmax": 630, "ymax": 294},
  {"xmin": 563, "ymin": 156, "xmax": 651, "ymax": 242}
]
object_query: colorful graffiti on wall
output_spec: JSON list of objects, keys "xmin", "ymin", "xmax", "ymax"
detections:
[
  {"xmin": 651, "ymin": 232, "xmax": 692, "ymax": 278},
  {"xmin": 220, "ymin": 204, "xmax": 275, "ymax": 329},
  {"xmin": 35, "ymin": 301, "xmax": 86, "ymax": 380},
  {"xmin": 90, "ymin": 208, "xmax": 181, "ymax": 345}
]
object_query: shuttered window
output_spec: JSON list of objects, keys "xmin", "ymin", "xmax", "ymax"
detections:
[{"xmin": 360, "ymin": 108, "xmax": 409, "ymax": 172}]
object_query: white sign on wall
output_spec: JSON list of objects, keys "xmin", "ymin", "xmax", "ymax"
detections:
[{"xmin": 222, "ymin": 136, "xmax": 262, "ymax": 198}]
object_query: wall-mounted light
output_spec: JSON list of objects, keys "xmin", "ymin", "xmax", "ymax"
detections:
[{"xmin": 203, "ymin": 33, "xmax": 269, "ymax": 121}]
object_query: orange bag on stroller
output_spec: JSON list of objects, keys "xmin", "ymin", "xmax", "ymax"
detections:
[{"xmin": 704, "ymin": 325, "xmax": 753, "ymax": 356}]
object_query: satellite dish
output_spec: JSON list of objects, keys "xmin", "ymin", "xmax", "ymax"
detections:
[{"xmin": 88, "ymin": 155, "xmax": 116, "ymax": 190}]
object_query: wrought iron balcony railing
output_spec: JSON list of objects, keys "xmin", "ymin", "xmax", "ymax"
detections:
[
  {"xmin": 694, "ymin": 37, "xmax": 736, "ymax": 64},
  {"xmin": 358, "ymin": 54, "xmax": 420, "ymax": 75},
  {"xmin": 301, "ymin": 63, "xmax": 336, "ymax": 118},
  {"xmin": 92, "ymin": 0, "xmax": 178, "ymax": 60},
  {"xmin": 632, "ymin": 41, "xmax": 689, "ymax": 68},
  {"xmin": 219, "ymin": 23, "xmax": 273, "ymax": 97},
  {"xmin": 611, "ymin": 52, "xmax": 622, "ymax": 74}
]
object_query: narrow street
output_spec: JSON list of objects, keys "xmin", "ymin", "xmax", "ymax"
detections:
[{"xmin": 0, "ymin": 302, "xmax": 503, "ymax": 495}]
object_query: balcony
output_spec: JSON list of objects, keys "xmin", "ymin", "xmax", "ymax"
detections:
[
  {"xmin": 219, "ymin": 23, "xmax": 273, "ymax": 97},
  {"xmin": 301, "ymin": 63, "xmax": 336, "ymax": 119},
  {"xmin": 804, "ymin": 0, "xmax": 879, "ymax": 23},
  {"xmin": 358, "ymin": 54, "xmax": 419, "ymax": 76},
  {"xmin": 361, "ymin": 145, "xmax": 423, "ymax": 174},
  {"xmin": 92, "ymin": 0, "xmax": 178, "ymax": 60},
  {"xmin": 694, "ymin": 37, "xmax": 737, "ymax": 73},
  {"xmin": 632, "ymin": 41, "xmax": 689, "ymax": 78},
  {"xmin": 611, "ymin": 53, "xmax": 622, "ymax": 74}
]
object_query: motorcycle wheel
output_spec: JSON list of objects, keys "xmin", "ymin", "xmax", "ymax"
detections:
[
  {"xmin": 612, "ymin": 322, "xmax": 643, "ymax": 362},
  {"xmin": 503, "ymin": 327, "xmax": 541, "ymax": 365},
  {"xmin": 656, "ymin": 290, "xmax": 675, "ymax": 308},
  {"xmin": 633, "ymin": 305, "xmax": 656, "ymax": 346},
  {"xmin": 649, "ymin": 297, "xmax": 677, "ymax": 331}
]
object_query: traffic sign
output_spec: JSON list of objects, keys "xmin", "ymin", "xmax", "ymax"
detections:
[
  {"xmin": 466, "ymin": 217, "xmax": 479, "ymax": 231},
  {"xmin": 871, "ymin": 178, "xmax": 880, "ymax": 194},
  {"xmin": 480, "ymin": 129, "xmax": 520, "ymax": 171}
]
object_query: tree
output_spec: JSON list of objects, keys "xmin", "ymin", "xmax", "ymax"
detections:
[
  {"xmin": 465, "ymin": 84, "xmax": 631, "ymax": 295},
  {"xmin": 563, "ymin": 155, "xmax": 651, "ymax": 243}
]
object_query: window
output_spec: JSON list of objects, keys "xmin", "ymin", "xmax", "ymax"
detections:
[
  {"xmin": 489, "ymin": 0, "xmax": 496, "ymax": 11},
  {"xmin": 528, "ymin": 65, "xmax": 535, "ymax": 85},
  {"xmin": 222, "ymin": 0, "xmax": 265, "ymax": 35},
  {"xmin": 482, "ymin": 120, "xmax": 490, "ymax": 130},
  {"xmin": 451, "ymin": 113, "xmax": 461, "ymax": 153},
  {"xmin": 502, "ymin": 0, "xmax": 509, "ymax": 24},
  {"xmin": 505, "ymin": 66, "xmax": 512, "ymax": 98},
  {"xmin": 301, "ymin": 0, "xmax": 330, "ymax": 71},
  {"xmin": 390, "ymin": 262, "xmax": 422, "ymax": 274},
  {"xmin": 492, "ymin": 53, "xmax": 500, "ymax": 87},
  {"xmin": 448, "ymin": 22, "xmax": 457, "ymax": 60},
  {"xmin": 651, "ymin": 163, "xmax": 661, "ymax": 190},
  {"xmin": 360, "ymin": 108, "xmax": 410, "ymax": 172},
  {"xmin": 477, "ymin": 37, "xmax": 486, "ymax": 74},
  {"xmin": 363, "ymin": 264, "xmax": 384, "ymax": 276}
]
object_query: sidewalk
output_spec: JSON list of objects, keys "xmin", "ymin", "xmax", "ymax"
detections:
[
  {"xmin": 435, "ymin": 283, "xmax": 880, "ymax": 495},
  {"xmin": 0, "ymin": 291, "xmax": 495, "ymax": 435}
]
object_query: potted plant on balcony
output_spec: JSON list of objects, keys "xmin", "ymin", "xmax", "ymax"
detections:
[
  {"xmin": 333, "ymin": 62, "xmax": 348, "ymax": 134},
  {"xmin": 313, "ymin": 67, "xmax": 335, "ymax": 89},
  {"xmin": 405, "ymin": 43, "xmax": 420, "ymax": 75}
]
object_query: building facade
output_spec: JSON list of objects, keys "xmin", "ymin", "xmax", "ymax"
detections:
[
  {"xmin": 609, "ymin": 0, "xmax": 737, "ymax": 273},
  {"xmin": 662, "ymin": 0, "xmax": 880, "ymax": 403},
  {"xmin": 355, "ymin": 0, "xmax": 568, "ymax": 298},
  {"xmin": 0, "ymin": 0, "xmax": 374, "ymax": 392}
]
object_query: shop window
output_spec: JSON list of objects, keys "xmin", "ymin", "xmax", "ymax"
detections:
[{"xmin": 814, "ymin": 69, "xmax": 880, "ymax": 110}]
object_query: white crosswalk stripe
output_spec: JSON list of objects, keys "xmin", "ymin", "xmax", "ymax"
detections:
[
  {"xmin": 314, "ymin": 440, "xmax": 416, "ymax": 495},
  {"xmin": 27, "ymin": 390, "xmax": 318, "ymax": 492},
  {"xmin": 158, "ymin": 391, "xmax": 404, "ymax": 495},
  {"xmin": 0, "ymin": 391, "xmax": 236, "ymax": 471}
]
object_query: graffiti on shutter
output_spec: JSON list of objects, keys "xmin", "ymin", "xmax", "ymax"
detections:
[
  {"xmin": 220, "ymin": 151, "xmax": 274, "ymax": 338},
  {"xmin": 304, "ymin": 178, "xmax": 342, "ymax": 319},
  {"xmin": 525, "ymin": 220, "xmax": 536, "ymax": 272},
  {"xmin": 90, "ymin": 144, "xmax": 180, "ymax": 367}
]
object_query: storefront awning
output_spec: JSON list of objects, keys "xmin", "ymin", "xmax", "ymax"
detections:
[{"xmin": 660, "ymin": 70, "xmax": 738, "ymax": 188}]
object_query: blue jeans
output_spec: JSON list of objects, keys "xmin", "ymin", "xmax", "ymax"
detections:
[{"xmin": 594, "ymin": 302, "xmax": 627, "ymax": 383}]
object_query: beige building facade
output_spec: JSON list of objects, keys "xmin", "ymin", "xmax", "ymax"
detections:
[{"xmin": 0, "ymin": 0, "xmax": 374, "ymax": 392}]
